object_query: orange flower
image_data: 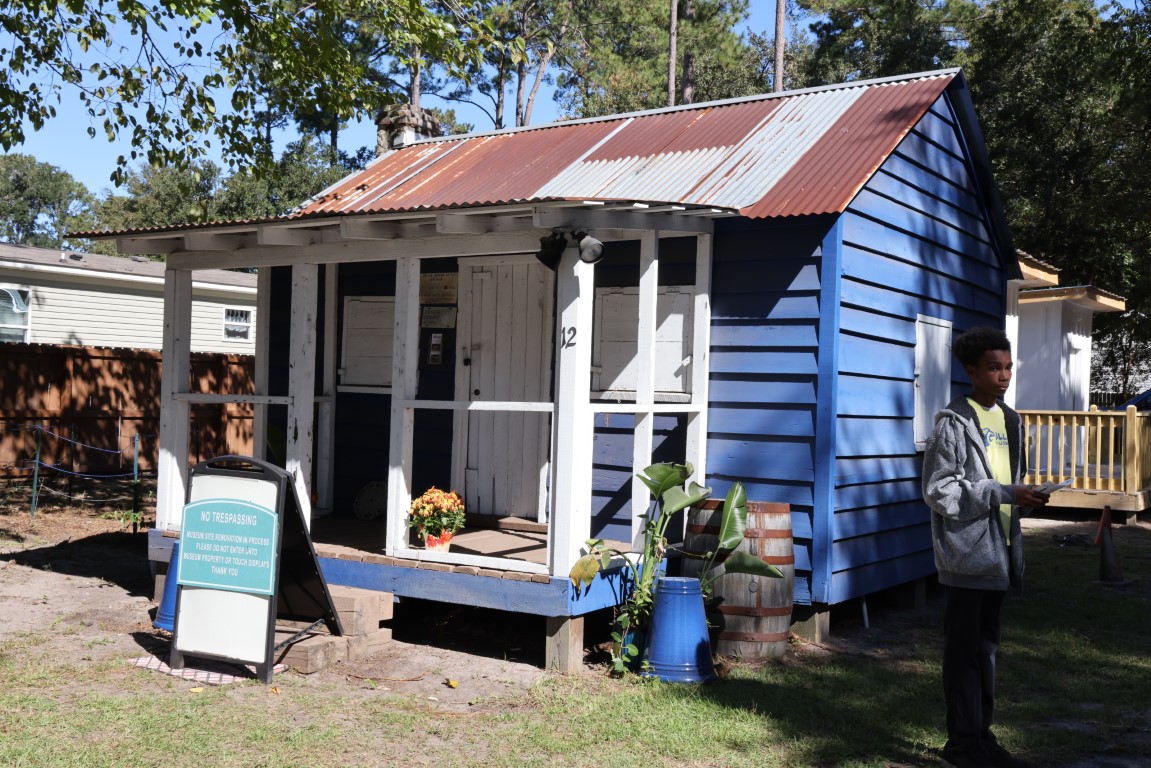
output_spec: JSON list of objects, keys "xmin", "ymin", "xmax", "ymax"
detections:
[{"xmin": 407, "ymin": 487, "xmax": 466, "ymax": 537}]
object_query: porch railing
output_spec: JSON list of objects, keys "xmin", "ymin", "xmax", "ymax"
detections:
[{"xmin": 1019, "ymin": 405, "xmax": 1151, "ymax": 494}]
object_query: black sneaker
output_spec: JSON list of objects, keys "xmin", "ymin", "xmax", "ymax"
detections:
[
  {"xmin": 941, "ymin": 745, "xmax": 993, "ymax": 768},
  {"xmin": 984, "ymin": 740, "xmax": 1034, "ymax": 768}
]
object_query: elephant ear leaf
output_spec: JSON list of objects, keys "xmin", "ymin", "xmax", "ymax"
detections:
[
  {"xmin": 717, "ymin": 482, "xmax": 748, "ymax": 551},
  {"xmin": 722, "ymin": 550, "xmax": 784, "ymax": 579},
  {"xmin": 660, "ymin": 480, "xmax": 713, "ymax": 516},
  {"xmin": 636, "ymin": 462, "xmax": 694, "ymax": 499}
]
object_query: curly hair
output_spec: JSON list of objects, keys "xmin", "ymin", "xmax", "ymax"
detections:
[{"xmin": 952, "ymin": 326, "xmax": 1011, "ymax": 367}]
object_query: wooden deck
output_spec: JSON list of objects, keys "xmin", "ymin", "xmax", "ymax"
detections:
[
  {"xmin": 1021, "ymin": 406, "xmax": 1151, "ymax": 512},
  {"xmin": 311, "ymin": 515, "xmax": 549, "ymax": 569}
]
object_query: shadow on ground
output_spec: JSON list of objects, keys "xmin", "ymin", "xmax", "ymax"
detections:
[{"xmin": 0, "ymin": 530, "xmax": 152, "ymax": 597}]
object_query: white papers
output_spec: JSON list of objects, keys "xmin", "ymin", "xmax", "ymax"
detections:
[{"xmin": 1033, "ymin": 478, "xmax": 1074, "ymax": 494}]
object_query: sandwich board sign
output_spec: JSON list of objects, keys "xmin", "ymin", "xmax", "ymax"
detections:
[{"xmin": 168, "ymin": 456, "xmax": 342, "ymax": 682}]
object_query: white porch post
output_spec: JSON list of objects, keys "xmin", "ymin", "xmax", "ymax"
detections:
[
  {"xmin": 251, "ymin": 267, "xmax": 272, "ymax": 461},
  {"xmin": 157, "ymin": 267, "xmax": 192, "ymax": 531},
  {"xmin": 549, "ymin": 245, "xmax": 595, "ymax": 577},
  {"xmin": 685, "ymin": 233, "xmax": 712, "ymax": 479},
  {"xmin": 630, "ymin": 230, "xmax": 659, "ymax": 546},
  {"xmin": 286, "ymin": 264, "xmax": 318, "ymax": 525},
  {"xmin": 1004, "ymin": 279, "xmax": 1021, "ymax": 409},
  {"xmin": 386, "ymin": 257, "xmax": 421, "ymax": 554},
  {"xmin": 315, "ymin": 263, "xmax": 338, "ymax": 513}
]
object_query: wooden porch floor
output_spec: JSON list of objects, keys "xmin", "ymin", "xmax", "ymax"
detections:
[{"xmin": 310, "ymin": 515, "xmax": 549, "ymax": 571}]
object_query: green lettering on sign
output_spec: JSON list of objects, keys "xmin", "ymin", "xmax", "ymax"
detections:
[{"xmin": 178, "ymin": 499, "xmax": 279, "ymax": 595}]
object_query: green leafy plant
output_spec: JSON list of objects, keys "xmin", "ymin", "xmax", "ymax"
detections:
[
  {"xmin": 569, "ymin": 461, "xmax": 783, "ymax": 672},
  {"xmin": 99, "ymin": 508, "xmax": 148, "ymax": 533}
]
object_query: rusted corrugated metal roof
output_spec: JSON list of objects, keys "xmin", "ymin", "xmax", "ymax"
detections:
[{"xmin": 296, "ymin": 70, "xmax": 959, "ymax": 221}]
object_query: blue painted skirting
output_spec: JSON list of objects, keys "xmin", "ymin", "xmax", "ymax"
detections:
[{"xmin": 320, "ymin": 557, "xmax": 632, "ymax": 618}]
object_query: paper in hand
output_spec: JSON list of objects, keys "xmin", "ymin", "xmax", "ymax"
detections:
[{"xmin": 1033, "ymin": 478, "xmax": 1074, "ymax": 495}]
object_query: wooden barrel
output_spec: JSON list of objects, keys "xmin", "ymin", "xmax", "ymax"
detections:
[{"xmin": 684, "ymin": 499, "xmax": 794, "ymax": 660}]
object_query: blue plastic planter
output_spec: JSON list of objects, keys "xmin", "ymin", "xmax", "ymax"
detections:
[
  {"xmin": 153, "ymin": 540, "xmax": 180, "ymax": 631},
  {"xmin": 642, "ymin": 577, "xmax": 716, "ymax": 683}
]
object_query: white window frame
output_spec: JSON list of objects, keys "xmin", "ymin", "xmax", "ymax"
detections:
[
  {"xmin": 338, "ymin": 295, "xmax": 396, "ymax": 392},
  {"xmin": 222, "ymin": 306, "xmax": 253, "ymax": 342},
  {"xmin": 915, "ymin": 314, "xmax": 953, "ymax": 450},
  {"xmin": 0, "ymin": 285, "xmax": 31, "ymax": 343},
  {"xmin": 591, "ymin": 285, "xmax": 694, "ymax": 403}
]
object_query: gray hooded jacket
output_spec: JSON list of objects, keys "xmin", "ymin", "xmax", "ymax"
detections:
[{"xmin": 922, "ymin": 396, "xmax": 1025, "ymax": 591}]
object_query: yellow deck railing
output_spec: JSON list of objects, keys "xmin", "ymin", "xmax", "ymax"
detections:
[{"xmin": 1019, "ymin": 405, "xmax": 1151, "ymax": 494}]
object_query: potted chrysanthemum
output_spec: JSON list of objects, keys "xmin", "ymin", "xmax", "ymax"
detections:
[{"xmin": 408, "ymin": 487, "xmax": 466, "ymax": 552}]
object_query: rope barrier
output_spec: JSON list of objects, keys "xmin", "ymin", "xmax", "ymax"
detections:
[
  {"xmin": 25, "ymin": 460, "xmax": 137, "ymax": 479},
  {"xmin": 33, "ymin": 483, "xmax": 137, "ymax": 505},
  {"xmin": 33, "ymin": 426, "xmax": 127, "ymax": 454},
  {"xmin": 2, "ymin": 424, "xmax": 147, "ymax": 520}
]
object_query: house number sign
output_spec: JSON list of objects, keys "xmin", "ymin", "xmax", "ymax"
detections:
[{"xmin": 559, "ymin": 326, "xmax": 577, "ymax": 348}]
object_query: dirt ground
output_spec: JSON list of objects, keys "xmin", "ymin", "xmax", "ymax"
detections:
[
  {"xmin": 0, "ymin": 499, "xmax": 555, "ymax": 704},
  {"xmin": 2, "ymin": 496, "xmax": 1150, "ymax": 767}
]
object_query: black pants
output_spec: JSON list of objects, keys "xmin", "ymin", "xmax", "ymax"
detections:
[{"xmin": 942, "ymin": 585, "xmax": 1006, "ymax": 751}]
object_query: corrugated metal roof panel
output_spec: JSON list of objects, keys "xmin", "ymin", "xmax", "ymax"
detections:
[
  {"xmin": 228, "ymin": 72, "xmax": 962, "ymax": 225},
  {"xmin": 744, "ymin": 76, "xmax": 952, "ymax": 218}
]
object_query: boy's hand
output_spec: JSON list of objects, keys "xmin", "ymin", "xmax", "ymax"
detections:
[{"xmin": 1014, "ymin": 485, "xmax": 1050, "ymax": 508}]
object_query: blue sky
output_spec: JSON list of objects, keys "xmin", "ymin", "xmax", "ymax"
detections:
[{"xmin": 7, "ymin": 1, "xmax": 1134, "ymax": 196}]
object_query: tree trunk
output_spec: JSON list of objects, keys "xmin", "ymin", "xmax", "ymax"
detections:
[
  {"xmin": 681, "ymin": 0, "xmax": 695, "ymax": 104},
  {"xmin": 410, "ymin": 45, "xmax": 421, "ymax": 108},
  {"xmin": 774, "ymin": 0, "xmax": 786, "ymax": 92},
  {"xmin": 668, "ymin": 0, "xmax": 678, "ymax": 107}
]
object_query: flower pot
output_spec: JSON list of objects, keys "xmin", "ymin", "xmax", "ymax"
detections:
[{"xmin": 424, "ymin": 530, "xmax": 454, "ymax": 552}]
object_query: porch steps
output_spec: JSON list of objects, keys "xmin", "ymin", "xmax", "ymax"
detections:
[{"xmin": 273, "ymin": 585, "xmax": 394, "ymax": 674}]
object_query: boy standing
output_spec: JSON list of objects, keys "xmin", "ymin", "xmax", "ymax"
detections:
[{"xmin": 922, "ymin": 327, "xmax": 1049, "ymax": 768}]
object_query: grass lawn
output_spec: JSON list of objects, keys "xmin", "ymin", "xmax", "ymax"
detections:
[{"xmin": 1, "ymin": 515, "xmax": 1148, "ymax": 767}]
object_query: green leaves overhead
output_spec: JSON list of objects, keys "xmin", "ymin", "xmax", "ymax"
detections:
[{"xmin": 0, "ymin": 1, "xmax": 492, "ymax": 184}]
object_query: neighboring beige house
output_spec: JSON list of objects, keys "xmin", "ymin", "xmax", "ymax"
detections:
[{"xmin": 0, "ymin": 243, "xmax": 257, "ymax": 353}]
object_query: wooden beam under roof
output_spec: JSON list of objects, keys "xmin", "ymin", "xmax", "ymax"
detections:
[{"xmin": 533, "ymin": 205, "xmax": 717, "ymax": 234}]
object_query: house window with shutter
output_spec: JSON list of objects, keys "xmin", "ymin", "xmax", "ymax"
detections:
[
  {"xmin": 0, "ymin": 287, "xmax": 30, "ymax": 342},
  {"xmin": 915, "ymin": 315, "xmax": 953, "ymax": 450},
  {"xmin": 339, "ymin": 296, "xmax": 395, "ymax": 389},
  {"xmin": 592, "ymin": 286, "xmax": 693, "ymax": 402},
  {"xmin": 223, "ymin": 307, "xmax": 253, "ymax": 341}
]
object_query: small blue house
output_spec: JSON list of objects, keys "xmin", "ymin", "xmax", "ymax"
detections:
[{"xmin": 109, "ymin": 69, "xmax": 1017, "ymax": 670}]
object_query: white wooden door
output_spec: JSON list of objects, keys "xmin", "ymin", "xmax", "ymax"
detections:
[{"xmin": 454, "ymin": 260, "xmax": 554, "ymax": 519}]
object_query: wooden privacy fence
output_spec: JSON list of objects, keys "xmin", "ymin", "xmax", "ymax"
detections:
[
  {"xmin": 1020, "ymin": 405, "xmax": 1151, "ymax": 494},
  {"xmin": 1, "ymin": 342, "xmax": 254, "ymax": 477}
]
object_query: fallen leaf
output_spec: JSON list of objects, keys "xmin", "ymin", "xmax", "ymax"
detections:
[
  {"xmin": 445, "ymin": 678, "xmax": 459, "ymax": 688},
  {"xmin": 269, "ymin": 686, "xmax": 282, "ymax": 695},
  {"xmin": 189, "ymin": 687, "xmax": 204, "ymax": 693}
]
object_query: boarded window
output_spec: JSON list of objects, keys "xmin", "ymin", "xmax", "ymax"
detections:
[
  {"xmin": 340, "ymin": 296, "xmax": 395, "ymax": 387},
  {"xmin": 915, "ymin": 315, "xmax": 952, "ymax": 450},
  {"xmin": 0, "ymin": 287, "xmax": 30, "ymax": 343},
  {"xmin": 592, "ymin": 286, "xmax": 693, "ymax": 400}
]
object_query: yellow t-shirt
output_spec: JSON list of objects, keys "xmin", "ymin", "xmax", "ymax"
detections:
[{"xmin": 967, "ymin": 397, "xmax": 1013, "ymax": 545}]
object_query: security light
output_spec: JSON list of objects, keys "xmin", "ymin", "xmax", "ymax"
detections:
[{"xmin": 573, "ymin": 231, "xmax": 605, "ymax": 264}]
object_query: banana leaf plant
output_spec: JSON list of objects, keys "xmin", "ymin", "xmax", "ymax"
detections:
[{"xmin": 569, "ymin": 461, "xmax": 783, "ymax": 672}]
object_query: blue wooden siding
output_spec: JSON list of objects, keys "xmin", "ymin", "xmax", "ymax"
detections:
[
  {"xmin": 828, "ymin": 92, "xmax": 1008, "ymax": 605},
  {"xmin": 590, "ymin": 412, "xmax": 686, "ymax": 543},
  {"xmin": 705, "ymin": 218, "xmax": 833, "ymax": 607}
]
